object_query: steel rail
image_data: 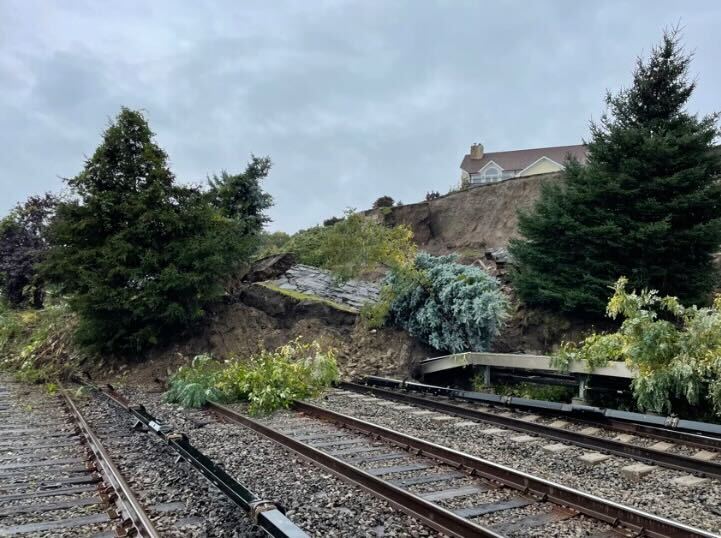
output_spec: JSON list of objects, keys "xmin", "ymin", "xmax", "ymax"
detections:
[
  {"xmin": 341, "ymin": 381, "xmax": 721, "ymax": 479},
  {"xmin": 207, "ymin": 401, "xmax": 504, "ymax": 538},
  {"xmin": 290, "ymin": 399, "xmax": 718, "ymax": 538},
  {"xmin": 359, "ymin": 376, "xmax": 721, "ymax": 450},
  {"xmin": 89, "ymin": 383, "xmax": 309, "ymax": 538},
  {"xmin": 60, "ymin": 389, "xmax": 160, "ymax": 538}
]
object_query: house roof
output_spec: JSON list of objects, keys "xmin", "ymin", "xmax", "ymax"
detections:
[{"xmin": 460, "ymin": 144, "xmax": 588, "ymax": 174}]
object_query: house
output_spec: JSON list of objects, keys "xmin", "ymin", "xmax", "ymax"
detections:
[{"xmin": 459, "ymin": 143, "xmax": 588, "ymax": 187}]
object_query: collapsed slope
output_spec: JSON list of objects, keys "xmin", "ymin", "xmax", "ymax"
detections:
[{"xmin": 366, "ymin": 172, "xmax": 561, "ymax": 254}]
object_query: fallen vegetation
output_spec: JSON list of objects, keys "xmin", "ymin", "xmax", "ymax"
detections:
[
  {"xmin": 164, "ymin": 339, "xmax": 338, "ymax": 414},
  {"xmin": 555, "ymin": 277, "xmax": 721, "ymax": 417},
  {"xmin": 0, "ymin": 302, "xmax": 83, "ymax": 383},
  {"xmin": 364, "ymin": 253, "xmax": 509, "ymax": 353}
]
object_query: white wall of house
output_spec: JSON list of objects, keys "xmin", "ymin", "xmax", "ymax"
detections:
[{"xmin": 463, "ymin": 156, "xmax": 565, "ymax": 187}]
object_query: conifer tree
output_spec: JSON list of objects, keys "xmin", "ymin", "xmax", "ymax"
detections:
[
  {"xmin": 510, "ymin": 30, "xmax": 721, "ymax": 314},
  {"xmin": 43, "ymin": 108, "xmax": 270, "ymax": 352}
]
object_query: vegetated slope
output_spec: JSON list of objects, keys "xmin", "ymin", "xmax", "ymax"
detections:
[{"xmin": 366, "ymin": 172, "xmax": 561, "ymax": 254}]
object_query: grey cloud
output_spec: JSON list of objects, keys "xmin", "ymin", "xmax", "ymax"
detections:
[{"xmin": 1, "ymin": 0, "xmax": 720, "ymax": 231}]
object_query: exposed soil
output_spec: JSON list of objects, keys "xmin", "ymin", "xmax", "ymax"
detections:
[
  {"xmin": 365, "ymin": 172, "xmax": 562, "ymax": 255},
  {"xmin": 98, "ymin": 284, "xmax": 434, "ymax": 389}
]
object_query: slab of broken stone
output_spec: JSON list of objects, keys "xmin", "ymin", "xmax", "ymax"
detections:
[
  {"xmin": 244, "ymin": 252, "xmax": 297, "ymax": 282},
  {"xmin": 270, "ymin": 263, "xmax": 380, "ymax": 310}
]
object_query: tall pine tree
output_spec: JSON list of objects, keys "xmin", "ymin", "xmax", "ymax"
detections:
[
  {"xmin": 43, "ymin": 108, "xmax": 271, "ymax": 353},
  {"xmin": 510, "ymin": 30, "xmax": 721, "ymax": 315}
]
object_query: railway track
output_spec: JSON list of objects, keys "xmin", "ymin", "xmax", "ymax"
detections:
[
  {"xmin": 0, "ymin": 380, "xmax": 309, "ymax": 537},
  {"xmin": 0, "ymin": 381, "xmax": 157, "ymax": 537},
  {"xmin": 207, "ymin": 399, "xmax": 718, "ymax": 538},
  {"xmin": 357, "ymin": 376, "xmax": 721, "ymax": 449},
  {"xmin": 340, "ymin": 379, "xmax": 721, "ymax": 481},
  {"xmin": 82, "ymin": 383, "xmax": 309, "ymax": 537}
]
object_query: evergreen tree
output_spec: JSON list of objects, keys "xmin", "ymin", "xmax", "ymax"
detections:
[
  {"xmin": 0, "ymin": 194, "xmax": 58, "ymax": 307},
  {"xmin": 42, "ymin": 108, "xmax": 270, "ymax": 352},
  {"xmin": 510, "ymin": 30, "xmax": 721, "ymax": 314},
  {"xmin": 206, "ymin": 156, "xmax": 273, "ymax": 228}
]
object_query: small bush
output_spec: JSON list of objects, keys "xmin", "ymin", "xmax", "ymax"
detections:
[
  {"xmin": 164, "ymin": 354, "xmax": 229, "ymax": 408},
  {"xmin": 381, "ymin": 253, "xmax": 509, "ymax": 352},
  {"xmin": 372, "ymin": 196, "xmax": 394, "ymax": 209},
  {"xmin": 554, "ymin": 277, "xmax": 721, "ymax": 417},
  {"xmin": 254, "ymin": 231, "xmax": 291, "ymax": 259},
  {"xmin": 425, "ymin": 191, "xmax": 440, "ymax": 201},
  {"xmin": 165, "ymin": 339, "xmax": 338, "ymax": 414}
]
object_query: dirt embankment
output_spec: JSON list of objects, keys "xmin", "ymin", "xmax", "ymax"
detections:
[
  {"xmin": 367, "ymin": 173, "xmax": 561, "ymax": 254},
  {"xmin": 114, "ymin": 284, "xmax": 434, "ymax": 387}
]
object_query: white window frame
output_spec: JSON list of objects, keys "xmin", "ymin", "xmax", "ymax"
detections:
[{"xmin": 475, "ymin": 160, "xmax": 505, "ymax": 182}]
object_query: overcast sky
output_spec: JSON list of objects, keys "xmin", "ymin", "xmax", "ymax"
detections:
[{"xmin": 1, "ymin": 1, "xmax": 720, "ymax": 232}]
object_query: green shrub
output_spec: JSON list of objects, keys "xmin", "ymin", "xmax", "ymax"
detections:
[
  {"xmin": 164, "ymin": 354, "xmax": 229, "ymax": 408},
  {"xmin": 0, "ymin": 303, "xmax": 81, "ymax": 383},
  {"xmin": 282, "ymin": 211, "xmax": 416, "ymax": 281},
  {"xmin": 165, "ymin": 339, "xmax": 339, "ymax": 414},
  {"xmin": 383, "ymin": 253, "xmax": 508, "ymax": 352},
  {"xmin": 253, "ymin": 231, "xmax": 292, "ymax": 259},
  {"xmin": 554, "ymin": 277, "xmax": 721, "ymax": 417}
]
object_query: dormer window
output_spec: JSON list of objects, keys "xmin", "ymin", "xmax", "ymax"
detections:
[{"xmin": 483, "ymin": 166, "xmax": 500, "ymax": 181}]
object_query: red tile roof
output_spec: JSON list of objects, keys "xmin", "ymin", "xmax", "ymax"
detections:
[{"xmin": 460, "ymin": 144, "xmax": 588, "ymax": 174}]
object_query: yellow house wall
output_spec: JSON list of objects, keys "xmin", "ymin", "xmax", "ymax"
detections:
[{"xmin": 519, "ymin": 159, "xmax": 563, "ymax": 176}]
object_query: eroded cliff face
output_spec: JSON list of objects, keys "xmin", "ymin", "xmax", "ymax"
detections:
[{"xmin": 367, "ymin": 172, "xmax": 562, "ymax": 254}]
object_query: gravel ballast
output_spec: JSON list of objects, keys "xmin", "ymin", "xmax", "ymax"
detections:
[
  {"xmin": 117, "ymin": 386, "xmax": 443, "ymax": 537},
  {"xmin": 73, "ymin": 389, "xmax": 259, "ymax": 537},
  {"xmin": 314, "ymin": 390, "xmax": 721, "ymax": 534}
]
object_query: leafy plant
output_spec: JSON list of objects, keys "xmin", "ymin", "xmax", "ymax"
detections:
[
  {"xmin": 164, "ymin": 354, "xmax": 228, "ymax": 408},
  {"xmin": 381, "ymin": 253, "xmax": 509, "ymax": 352},
  {"xmin": 282, "ymin": 211, "xmax": 416, "ymax": 281},
  {"xmin": 510, "ymin": 30, "xmax": 721, "ymax": 315},
  {"xmin": 165, "ymin": 339, "xmax": 339, "ymax": 414},
  {"xmin": 555, "ymin": 277, "xmax": 721, "ymax": 416}
]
